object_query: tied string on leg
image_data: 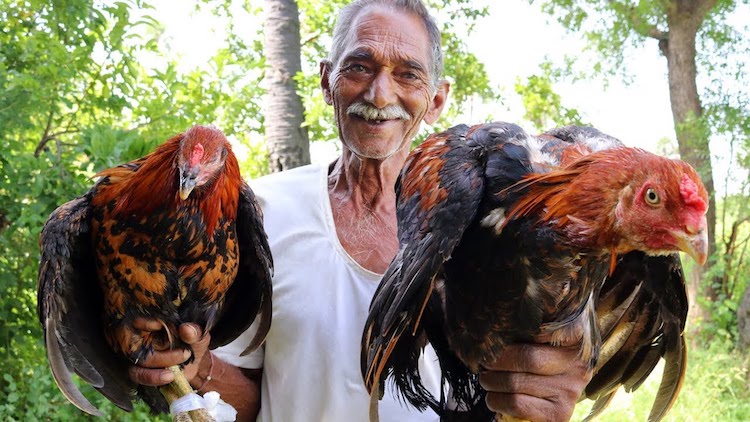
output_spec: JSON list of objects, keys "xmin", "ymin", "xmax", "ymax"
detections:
[
  {"xmin": 162, "ymin": 364, "xmax": 216, "ymax": 422},
  {"xmin": 171, "ymin": 393, "xmax": 207, "ymax": 415},
  {"xmin": 164, "ymin": 353, "xmax": 238, "ymax": 422},
  {"xmin": 203, "ymin": 391, "xmax": 238, "ymax": 422},
  {"xmin": 192, "ymin": 354, "xmax": 237, "ymax": 422}
]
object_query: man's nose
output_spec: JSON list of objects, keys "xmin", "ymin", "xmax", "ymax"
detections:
[{"xmin": 363, "ymin": 70, "xmax": 397, "ymax": 109}]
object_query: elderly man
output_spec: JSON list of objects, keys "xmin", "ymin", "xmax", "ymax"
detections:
[{"xmin": 129, "ymin": 1, "xmax": 591, "ymax": 420}]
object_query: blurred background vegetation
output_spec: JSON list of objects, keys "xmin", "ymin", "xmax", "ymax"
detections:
[{"xmin": 1, "ymin": 0, "xmax": 748, "ymax": 420}]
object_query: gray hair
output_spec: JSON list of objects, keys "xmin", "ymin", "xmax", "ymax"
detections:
[{"xmin": 328, "ymin": 0, "xmax": 443, "ymax": 87}]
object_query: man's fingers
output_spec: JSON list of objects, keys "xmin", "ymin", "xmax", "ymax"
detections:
[
  {"xmin": 479, "ymin": 371, "xmax": 566, "ymax": 399},
  {"xmin": 179, "ymin": 323, "xmax": 204, "ymax": 344},
  {"xmin": 534, "ymin": 312, "xmax": 587, "ymax": 347},
  {"xmin": 485, "ymin": 392, "xmax": 572, "ymax": 422},
  {"xmin": 138, "ymin": 348, "xmax": 191, "ymax": 368},
  {"xmin": 482, "ymin": 343, "xmax": 581, "ymax": 375},
  {"xmin": 128, "ymin": 366, "xmax": 175, "ymax": 387},
  {"xmin": 132, "ymin": 317, "xmax": 166, "ymax": 332}
]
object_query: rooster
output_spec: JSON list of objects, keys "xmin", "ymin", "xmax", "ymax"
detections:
[
  {"xmin": 38, "ymin": 125, "xmax": 273, "ymax": 419},
  {"xmin": 362, "ymin": 122, "xmax": 707, "ymax": 421}
]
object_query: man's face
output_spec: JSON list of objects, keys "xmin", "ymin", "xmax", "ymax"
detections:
[{"xmin": 322, "ymin": 6, "xmax": 447, "ymax": 160}]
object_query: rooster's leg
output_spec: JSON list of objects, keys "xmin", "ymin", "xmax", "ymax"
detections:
[{"xmin": 159, "ymin": 365, "xmax": 216, "ymax": 422}]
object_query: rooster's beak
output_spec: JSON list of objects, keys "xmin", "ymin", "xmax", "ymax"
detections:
[
  {"xmin": 179, "ymin": 168, "xmax": 198, "ymax": 200},
  {"xmin": 674, "ymin": 216, "xmax": 708, "ymax": 265}
]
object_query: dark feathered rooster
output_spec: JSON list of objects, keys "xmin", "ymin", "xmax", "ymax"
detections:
[
  {"xmin": 38, "ymin": 125, "xmax": 273, "ymax": 419},
  {"xmin": 362, "ymin": 122, "xmax": 708, "ymax": 421}
]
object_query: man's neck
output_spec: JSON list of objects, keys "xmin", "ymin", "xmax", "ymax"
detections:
[
  {"xmin": 328, "ymin": 148, "xmax": 407, "ymax": 208},
  {"xmin": 327, "ymin": 148, "xmax": 409, "ymax": 274}
]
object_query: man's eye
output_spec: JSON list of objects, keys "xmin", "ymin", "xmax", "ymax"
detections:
[
  {"xmin": 402, "ymin": 72, "xmax": 418, "ymax": 80},
  {"xmin": 347, "ymin": 64, "xmax": 367, "ymax": 73}
]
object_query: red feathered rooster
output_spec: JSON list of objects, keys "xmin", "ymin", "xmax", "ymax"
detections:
[
  {"xmin": 362, "ymin": 122, "xmax": 707, "ymax": 421},
  {"xmin": 38, "ymin": 125, "xmax": 273, "ymax": 418}
]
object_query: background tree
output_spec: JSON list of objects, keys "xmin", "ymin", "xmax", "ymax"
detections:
[
  {"xmin": 534, "ymin": 0, "xmax": 750, "ymax": 332},
  {"xmin": 264, "ymin": 0, "xmax": 311, "ymax": 171}
]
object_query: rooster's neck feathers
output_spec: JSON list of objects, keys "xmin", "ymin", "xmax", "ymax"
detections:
[
  {"xmin": 505, "ymin": 148, "xmax": 659, "ymax": 250},
  {"xmin": 93, "ymin": 134, "xmax": 242, "ymax": 234}
]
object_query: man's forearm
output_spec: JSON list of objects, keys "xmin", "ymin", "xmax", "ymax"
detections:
[{"xmin": 190, "ymin": 352, "xmax": 261, "ymax": 422}]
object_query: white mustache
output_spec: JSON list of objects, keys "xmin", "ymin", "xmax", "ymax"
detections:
[{"xmin": 347, "ymin": 102, "xmax": 411, "ymax": 121}]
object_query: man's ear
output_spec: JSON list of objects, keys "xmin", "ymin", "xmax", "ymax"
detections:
[
  {"xmin": 320, "ymin": 60, "xmax": 333, "ymax": 105},
  {"xmin": 423, "ymin": 79, "xmax": 450, "ymax": 125}
]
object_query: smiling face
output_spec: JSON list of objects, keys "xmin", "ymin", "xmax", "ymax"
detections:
[{"xmin": 321, "ymin": 5, "xmax": 447, "ymax": 161}]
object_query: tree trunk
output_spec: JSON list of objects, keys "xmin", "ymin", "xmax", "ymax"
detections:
[
  {"xmin": 739, "ymin": 283, "xmax": 750, "ymax": 351},
  {"xmin": 263, "ymin": 0, "xmax": 310, "ymax": 172},
  {"xmin": 660, "ymin": 0, "xmax": 719, "ymax": 328}
]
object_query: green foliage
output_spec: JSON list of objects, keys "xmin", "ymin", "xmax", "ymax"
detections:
[
  {"xmin": 535, "ymin": 0, "xmax": 668, "ymax": 78},
  {"xmin": 0, "ymin": 0, "xmax": 267, "ymax": 419},
  {"xmin": 697, "ymin": 194, "xmax": 750, "ymax": 344},
  {"xmin": 514, "ymin": 61, "xmax": 586, "ymax": 131}
]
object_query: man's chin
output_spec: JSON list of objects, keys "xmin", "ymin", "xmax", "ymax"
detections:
[
  {"xmin": 347, "ymin": 141, "xmax": 406, "ymax": 161},
  {"xmin": 351, "ymin": 148, "xmax": 398, "ymax": 161}
]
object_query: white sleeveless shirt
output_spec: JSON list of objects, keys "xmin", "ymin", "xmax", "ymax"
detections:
[{"xmin": 214, "ymin": 164, "xmax": 441, "ymax": 422}]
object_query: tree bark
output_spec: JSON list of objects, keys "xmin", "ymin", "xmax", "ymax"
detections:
[
  {"xmin": 263, "ymin": 0, "xmax": 310, "ymax": 172},
  {"xmin": 660, "ymin": 0, "xmax": 719, "ymax": 327}
]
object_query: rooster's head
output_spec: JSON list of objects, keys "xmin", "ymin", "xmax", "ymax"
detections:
[{"xmin": 176, "ymin": 125, "xmax": 231, "ymax": 200}]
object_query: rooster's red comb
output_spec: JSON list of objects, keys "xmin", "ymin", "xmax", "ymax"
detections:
[{"xmin": 680, "ymin": 174, "xmax": 707, "ymax": 213}]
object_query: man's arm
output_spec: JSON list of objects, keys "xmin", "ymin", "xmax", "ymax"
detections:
[
  {"xmin": 191, "ymin": 351, "xmax": 262, "ymax": 422},
  {"xmin": 127, "ymin": 319, "xmax": 261, "ymax": 422}
]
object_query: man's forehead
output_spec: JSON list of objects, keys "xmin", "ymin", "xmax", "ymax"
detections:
[
  {"xmin": 342, "ymin": 46, "xmax": 427, "ymax": 71},
  {"xmin": 339, "ymin": 6, "xmax": 430, "ymax": 66}
]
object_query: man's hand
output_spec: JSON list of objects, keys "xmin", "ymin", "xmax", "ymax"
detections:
[
  {"xmin": 127, "ymin": 318, "xmax": 211, "ymax": 387},
  {"xmin": 479, "ymin": 317, "xmax": 593, "ymax": 422},
  {"xmin": 479, "ymin": 341, "xmax": 592, "ymax": 422}
]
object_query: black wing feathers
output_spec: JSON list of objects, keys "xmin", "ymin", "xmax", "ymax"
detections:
[
  {"xmin": 363, "ymin": 124, "xmax": 485, "ymax": 396},
  {"xmin": 209, "ymin": 184, "xmax": 273, "ymax": 355},
  {"xmin": 586, "ymin": 252, "xmax": 688, "ymax": 421},
  {"xmin": 38, "ymin": 194, "xmax": 135, "ymax": 416}
]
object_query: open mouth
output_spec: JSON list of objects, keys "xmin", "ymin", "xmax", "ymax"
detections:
[{"xmin": 351, "ymin": 115, "xmax": 391, "ymax": 125}]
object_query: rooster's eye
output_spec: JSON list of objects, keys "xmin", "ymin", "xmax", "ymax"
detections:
[{"xmin": 645, "ymin": 188, "xmax": 660, "ymax": 205}]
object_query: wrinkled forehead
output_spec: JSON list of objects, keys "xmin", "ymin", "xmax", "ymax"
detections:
[{"xmin": 337, "ymin": 5, "xmax": 431, "ymax": 69}]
